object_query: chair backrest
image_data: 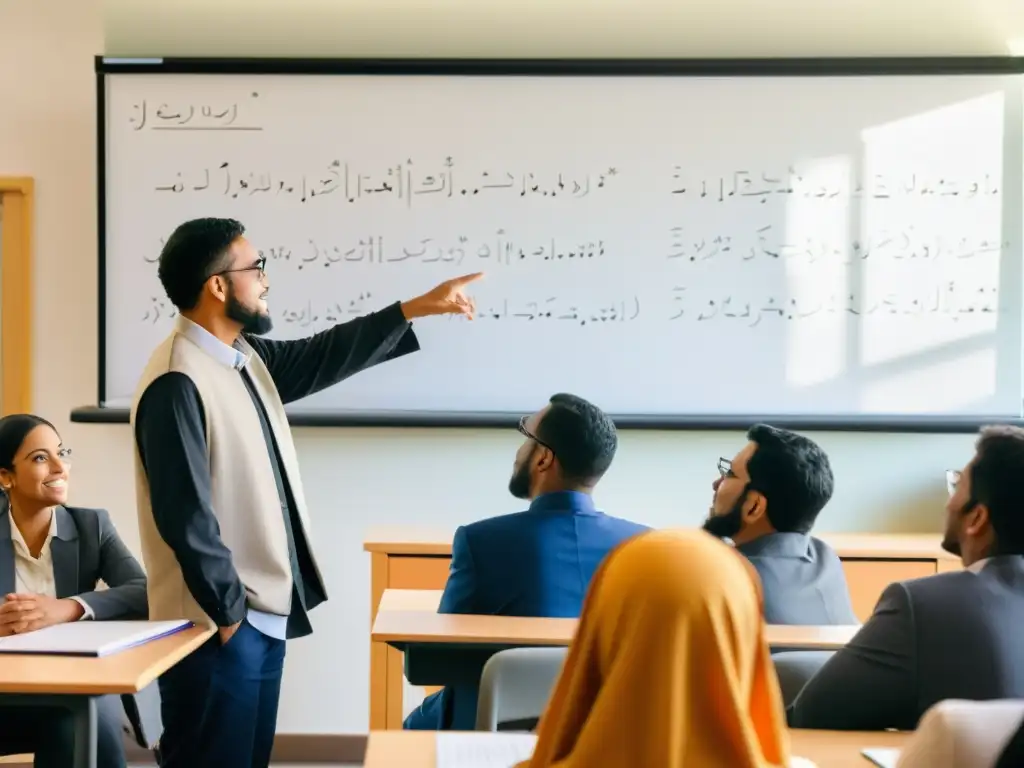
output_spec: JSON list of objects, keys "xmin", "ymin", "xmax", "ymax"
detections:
[
  {"xmin": 771, "ymin": 650, "xmax": 835, "ymax": 706},
  {"xmin": 475, "ymin": 647, "xmax": 568, "ymax": 731}
]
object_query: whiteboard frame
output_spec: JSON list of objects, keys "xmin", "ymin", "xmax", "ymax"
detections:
[{"xmin": 77, "ymin": 55, "xmax": 1024, "ymax": 432}]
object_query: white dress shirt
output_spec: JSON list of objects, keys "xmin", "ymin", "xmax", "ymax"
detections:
[{"xmin": 9, "ymin": 511, "xmax": 92, "ymax": 619}]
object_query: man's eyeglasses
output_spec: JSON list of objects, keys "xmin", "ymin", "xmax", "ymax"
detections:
[
  {"xmin": 717, "ymin": 457, "xmax": 734, "ymax": 478},
  {"xmin": 213, "ymin": 256, "xmax": 266, "ymax": 279},
  {"xmin": 518, "ymin": 416, "xmax": 556, "ymax": 455},
  {"xmin": 946, "ymin": 469, "xmax": 960, "ymax": 496}
]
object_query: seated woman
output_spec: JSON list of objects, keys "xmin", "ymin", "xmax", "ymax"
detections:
[
  {"xmin": 517, "ymin": 528, "xmax": 798, "ymax": 768},
  {"xmin": 0, "ymin": 414, "xmax": 148, "ymax": 768}
]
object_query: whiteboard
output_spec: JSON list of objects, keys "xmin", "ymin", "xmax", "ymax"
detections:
[{"xmin": 98, "ymin": 62, "xmax": 1024, "ymax": 422}]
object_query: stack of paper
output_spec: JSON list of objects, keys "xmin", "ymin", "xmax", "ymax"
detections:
[
  {"xmin": 0, "ymin": 619, "xmax": 191, "ymax": 657},
  {"xmin": 436, "ymin": 732, "xmax": 537, "ymax": 768}
]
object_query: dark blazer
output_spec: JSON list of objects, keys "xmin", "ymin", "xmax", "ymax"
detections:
[
  {"xmin": 738, "ymin": 533, "xmax": 858, "ymax": 625},
  {"xmin": 0, "ymin": 505, "xmax": 152, "ymax": 747},
  {"xmin": 0, "ymin": 505, "xmax": 147, "ymax": 619},
  {"xmin": 788, "ymin": 555, "xmax": 1024, "ymax": 731},
  {"xmin": 403, "ymin": 491, "xmax": 648, "ymax": 730}
]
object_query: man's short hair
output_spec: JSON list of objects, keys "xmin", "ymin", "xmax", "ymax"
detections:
[
  {"xmin": 971, "ymin": 425, "xmax": 1024, "ymax": 554},
  {"xmin": 745, "ymin": 424, "xmax": 834, "ymax": 533},
  {"xmin": 534, "ymin": 393, "xmax": 617, "ymax": 485},
  {"xmin": 157, "ymin": 217, "xmax": 246, "ymax": 311}
]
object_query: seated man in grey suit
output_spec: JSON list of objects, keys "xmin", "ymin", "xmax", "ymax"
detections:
[
  {"xmin": 788, "ymin": 424, "xmax": 1024, "ymax": 731},
  {"xmin": 702, "ymin": 423, "xmax": 857, "ymax": 625}
]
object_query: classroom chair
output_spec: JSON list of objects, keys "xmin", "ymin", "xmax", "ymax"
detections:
[
  {"xmin": 120, "ymin": 682, "xmax": 163, "ymax": 750},
  {"xmin": 475, "ymin": 647, "xmax": 568, "ymax": 732},
  {"xmin": 771, "ymin": 651, "xmax": 834, "ymax": 706}
]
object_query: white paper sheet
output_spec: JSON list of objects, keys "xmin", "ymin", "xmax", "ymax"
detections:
[
  {"xmin": 861, "ymin": 748, "xmax": 901, "ymax": 768},
  {"xmin": 436, "ymin": 732, "xmax": 537, "ymax": 768},
  {"xmin": 0, "ymin": 619, "xmax": 191, "ymax": 656}
]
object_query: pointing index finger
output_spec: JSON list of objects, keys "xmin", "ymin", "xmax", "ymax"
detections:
[{"xmin": 450, "ymin": 272, "xmax": 484, "ymax": 287}]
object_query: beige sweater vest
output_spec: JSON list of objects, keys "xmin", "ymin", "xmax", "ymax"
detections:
[{"xmin": 130, "ymin": 326, "xmax": 323, "ymax": 629}]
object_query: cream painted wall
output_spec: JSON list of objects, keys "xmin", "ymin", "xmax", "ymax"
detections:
[{"xmin": 2, "ymin": 0, "xmax": 1022, "ymax": 734}]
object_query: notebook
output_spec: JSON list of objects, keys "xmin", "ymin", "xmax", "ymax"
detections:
[
  {"xmin": 0, "ymin": 619, "xmax": 192, "ymax": 657},
  {"xmin": 862, "ymin": 748, "xmax": 901, "ymax": 767},
  {"xmin": 436, "ymin": 732, "xmax": 537, "ymax": 768},
  {"xmin": 434, "ymin": 733, "xmax": 823, "ymax": 768}
]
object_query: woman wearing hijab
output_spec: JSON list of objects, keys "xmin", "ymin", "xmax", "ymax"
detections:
[
  {"xmin": 517, "ymin": 528, "xmax": 792, "ymax": 768},
  {"xmin": 0, "ymin": 413, "xmax": 148, "ymax": 768}
]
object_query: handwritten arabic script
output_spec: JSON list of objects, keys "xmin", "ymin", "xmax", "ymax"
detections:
[
  {"xmin": 670, "ymin": 284, "xmax": 999, "ymax": 325},
  {"xmin": 130, "ymin": 95, "xmax": 262, "ymax": 131},
  {"xmin": 155, "ymin": 159, "xmax": 619, "ymax": 205},
  {"xmin": 667, "ymin": 225, "xmax": 1006, "ymax": 264},
  {"xmin": 670, "ymin": 168, "xmax": 1000, "ymax": 201}
]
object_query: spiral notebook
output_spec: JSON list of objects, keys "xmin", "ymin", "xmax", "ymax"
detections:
[{"xmin": 0, "ymin": 620, "xmax": 191, "ymax": 657}]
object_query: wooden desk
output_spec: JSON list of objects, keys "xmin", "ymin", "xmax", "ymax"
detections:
[
  {"xmin": 0, "ymin": 625, "xmax": 213, "ymax": 768},
  {"xmin": 365, "ymin": 528, "xmax": 958, "ymax": 729},
  {"xmin": 363, "ymin": 729, "xmax": 909, "ymax": 768},
  {"xmin": 374, "ymin": 589, "xmax": 859, "ymax": 651},
  {"xmin": 371, "ymin": 588, "xmax": 858, "ymax": 717}
]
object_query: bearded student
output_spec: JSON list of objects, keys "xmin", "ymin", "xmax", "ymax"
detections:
[
  {"xmin": 403, "ymin": 393, "xmax": 649, "ymax": 732},
  {"xmin": 703, "ymin": 424, "xmax": 857, "ymax": 626},
  {"xmin": 130, "ymin": 217, "xmax": 483, "ymax": 768}
]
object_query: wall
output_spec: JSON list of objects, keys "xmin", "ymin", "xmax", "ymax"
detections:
[{"xmin": 2, "ymin": 0, "xmax": 1022, "ymax": 734}]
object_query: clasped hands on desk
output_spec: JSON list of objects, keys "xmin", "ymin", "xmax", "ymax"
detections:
[{"xmin": 365, "ymin": 528, "xmax": 958, "ymax": 729}]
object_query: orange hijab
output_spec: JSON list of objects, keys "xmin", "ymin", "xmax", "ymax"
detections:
[{"xmin": 517, "ymin": 529, "xmax": 790, "ymax": 768}]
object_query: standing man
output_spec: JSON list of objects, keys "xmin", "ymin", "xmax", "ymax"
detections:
[{"xmin": 130, "ymin": 217, "xmax": 481, "ymax": 768}]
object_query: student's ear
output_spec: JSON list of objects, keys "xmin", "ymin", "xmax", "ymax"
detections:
[
  {"xmin": 964, "ymin": 503, "xmax": 991, "ymax": 537},
  {"xmin": 742, "ymin": 491, "xmax": 768, "ymax": 524},
  {"xmin": 535, "ymin": 446, "xmax": 556, "ymax": 473}
]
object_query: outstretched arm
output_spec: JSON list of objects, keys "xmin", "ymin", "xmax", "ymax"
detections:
[{"xmin": 245, "ymin": 272, "xmax": 483, "ymax": 405}]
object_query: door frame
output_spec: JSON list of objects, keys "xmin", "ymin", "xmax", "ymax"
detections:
[{"xmin": 0, "ymin": 177, "xmax": 34, "ymax": 415}]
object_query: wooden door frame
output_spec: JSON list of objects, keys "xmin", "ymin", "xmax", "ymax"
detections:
[{"xmin": 0, "ymin": 177, "xmax": 34, "ymax": 415}]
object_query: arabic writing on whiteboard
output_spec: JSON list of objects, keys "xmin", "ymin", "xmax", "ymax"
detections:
[{"xmin": 154, "ymin": 159, "xmax": 620, "ymax": 205}]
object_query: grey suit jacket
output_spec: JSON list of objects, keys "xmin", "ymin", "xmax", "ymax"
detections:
[
  {"xmin": 788, "ymin": 555, "xmax": 1024, "ymax": 731},
  {"xmin": 738, "ymin": 533, "xmax": 858, "ymax": 625},
  {"xmin": 0, "ymin": 505, "xmax": 147, "ymax": 619}
]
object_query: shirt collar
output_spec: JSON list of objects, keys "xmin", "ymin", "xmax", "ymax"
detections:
[
  {"xmin": 527, "ymin": 491, "xmax": 599, "ymax": 516},
  {"xmin": 737, "ymin": 532, "xmax": 812, "ymax": 559},
  {"xmin": 175, "ymin": 315, "xmax": 251, "ymax": 371},
  {"xmin": 968, "ymin": 557, "xmax": 991, "ymax": 574},
  {"xmin": 9, "ymin": 510, "xmax": 57, "ymax": 557}
]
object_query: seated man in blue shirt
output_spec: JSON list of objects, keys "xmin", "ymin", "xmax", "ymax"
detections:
[
  {"xmin": 403, "ymin": 392, "xmax": 648, "ymax": 731},
  {"xmin": 702, "ymin": 423, "xmax": 857, "ymax": 626}
]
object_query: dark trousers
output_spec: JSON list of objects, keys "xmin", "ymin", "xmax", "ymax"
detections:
[
  {"xmin": 157, "ymin": 620, "xmax": 285, "ymax": 768},
  {"xmin": 0, "ymin": 694, "xmax": 126, "ymax": 768}
]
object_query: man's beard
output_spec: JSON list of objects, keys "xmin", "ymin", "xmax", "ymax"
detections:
[
  {"xmin": 226, "ymin": 288, "xmax": 273, "ymax": 335},
  {"xmin": 941, "ymin": 499, "xmax": 975, "ymax": 556},
  {"xmin": 702, "ymin": 498, "xmax": 745, "ymax": 540},
  {"xmin": 508, "ymin": 447, "xmax": 536, "ymax": 500}
]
